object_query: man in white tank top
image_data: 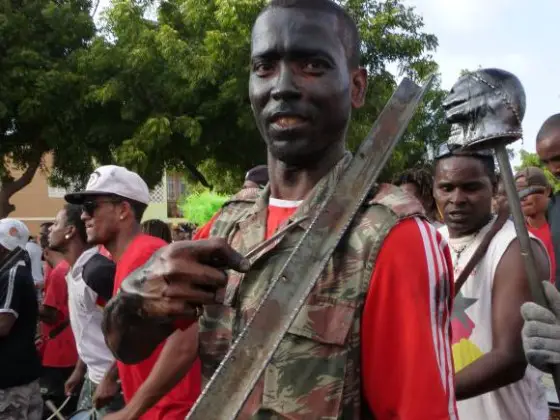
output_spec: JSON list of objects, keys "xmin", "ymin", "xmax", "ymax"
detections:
[{"xmin": 434, "ymin": 144, "xmax": 551, "ymax": 420}]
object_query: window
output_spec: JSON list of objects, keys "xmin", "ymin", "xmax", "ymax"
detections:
[
  {"xmin": 166, "ymin": 171, "xmax": 187, "ymax": 218},
  {"xmin": 47, "ymin": 186, "xmax": 68, "ymax": 198}
]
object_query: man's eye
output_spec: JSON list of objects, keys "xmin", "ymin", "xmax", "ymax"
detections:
[
  {"xmin": 463, "ymin": 184, "xmax": 481, "ymax": 192},
  {"xmin": 302, "ymin": 59, "xmax": 329, "ymax": 73},
  {"xmin": 253, "ymin": 62, "xmax": 275, "ymax": 76}
]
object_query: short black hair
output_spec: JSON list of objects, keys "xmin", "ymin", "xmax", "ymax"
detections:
[
  {"xmin": 263, "ymin": 0, "xmax": 360, "ymax": 68},
  {"xmin": 537, "ymin": 113, "xmax": 560, "ymax": 143},
  {"xmin": 142, "ymin": 219, "xmax": 172, "ymax": 243},
  {"xmin": 64, "ymin": 204, "xmax": 87, "ymax": 244},
  {"xmin": 128, "ymin": 199, "xmax": 148, "ymax": 224},
  {"xmin": 39, "ymin": 222, "xmax": 53, "ymax": 249},
  {"xmin": 112, "ymin": 196, "xmax": 147, "ymax": 224},
  {"xmin": 393, "ymin": 167, "xmax": 436, "ymax": 213},
  {"xmin": 435, "ymin": 154, "xmax": 497, "ymax": 185}
]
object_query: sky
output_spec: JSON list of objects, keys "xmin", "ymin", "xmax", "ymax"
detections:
[{"xmin": 401, "ymin": 0, "xmax": 560, "ymax": 164}]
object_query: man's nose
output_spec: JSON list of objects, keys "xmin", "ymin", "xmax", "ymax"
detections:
[
  {"xmin": 271, "ymin": 63, "xmax": 301, "ymax": 101},
  {"xmin": 450, "ymin": 188, "xmax": 468, "ymax": 204}
]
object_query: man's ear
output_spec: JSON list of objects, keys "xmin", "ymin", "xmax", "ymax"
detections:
[
  {"xmin": 66, "ymin": 225, "xmax": 76, "ymax": 239},
  {"xmin": 350, "ymin": 67, "xmax": 368, "ymax": 109},
  {"xmin": 119, "ymin": 201, "xmax": 134, "ymax": 221}
]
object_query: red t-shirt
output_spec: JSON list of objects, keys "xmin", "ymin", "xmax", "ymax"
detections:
[
  {"xmin": 113, "ymin": 234, "xmax": 201, "ymax": 420},
  {"xmin": 529, "ymin": 222, "xmax": 557, "ymax": 284},
  {"xmin": 41, "ymin": 260, "xmax": 78, "ymax": 368},
  {"xmin": 192, "ymin": 203, "xmax": 458, "ymax": 419}
]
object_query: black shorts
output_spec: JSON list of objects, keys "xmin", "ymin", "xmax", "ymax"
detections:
[{"xmin": 39, "ymin": 366, "xmax": 78, "ymax": 419}]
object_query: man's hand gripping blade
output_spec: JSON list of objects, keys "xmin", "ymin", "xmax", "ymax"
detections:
[{"xmin": 187, "ymin": 75, "xmax": 435, "ymax": 420}]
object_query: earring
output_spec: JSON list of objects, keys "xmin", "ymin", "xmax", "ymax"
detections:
[
  {"xmin": 119, "ymin": 216, "xmax": 124, "ymax": 220},
  {"xmin": 65, "ymin": 234, "xmax": 70, "ymax": 239}
]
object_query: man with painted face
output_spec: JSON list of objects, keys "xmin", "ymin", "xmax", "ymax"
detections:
[
  {"xmin": 64, "ymin": 165, "xmax": 201, "ymax": 420},
  {"xmin": 434, "ymin": 145, "xmax": 550, "ymax": 419},
  {"xmin": 102, "ymin": 1, "xmax": 458, "ymax": 418}
]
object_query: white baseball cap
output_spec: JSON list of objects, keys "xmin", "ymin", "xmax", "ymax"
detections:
[
  {"xmin": 65, "ymin": 165, "xmax": 150, "ymax": 205},
  {"xmin": 0, "ymin": 219, "xmax": 30, "ymax": 251}
]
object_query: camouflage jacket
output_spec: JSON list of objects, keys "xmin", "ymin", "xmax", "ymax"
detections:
[{"xmin": 199, "ymin": 155, "xmax": 424, "ymax": 419}]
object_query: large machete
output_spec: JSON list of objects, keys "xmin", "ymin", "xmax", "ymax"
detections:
[{"xmin": 187, "ymin": 76, "xmax": 434, "ymax": 420}]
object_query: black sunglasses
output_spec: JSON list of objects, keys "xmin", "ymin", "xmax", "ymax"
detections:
[
  {"xmin": 435, "ymin": 143, "xmax": 494, "ymax": 160},
  {"xmin": 82, "ymin": 198, "xmax": 122, "ymax": 216}
]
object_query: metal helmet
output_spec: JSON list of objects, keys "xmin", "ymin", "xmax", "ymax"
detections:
[{"xmin": 443, "ymin": 68, "xmax": 526, "ymax": 150}]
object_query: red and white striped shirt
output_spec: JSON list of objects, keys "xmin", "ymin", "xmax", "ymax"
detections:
[{"xmin": 193, "ymin": 204, "xmax": 458, "ymax": 419}]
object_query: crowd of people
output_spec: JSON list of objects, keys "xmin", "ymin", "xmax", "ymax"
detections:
[{"xmin": 3, "ymin": 0, "xmax": 560, "ymax": 419}]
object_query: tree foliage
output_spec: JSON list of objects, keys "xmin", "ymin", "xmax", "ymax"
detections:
[
  {"xmin": 181, "ymin": 189, "xmax": 228, "ymax": 226},
  {"xmin": 516, "ymin": 150, "xmax": 560, "ymax": 193},
  {"xmin": 0, "ymin": 0, "xmax": 450, "ymax": 217},
  {"xmin": 88, "ymin": 0, "xmax": 449, "ymax": 193},
  {"xmin": 0, "ymin": 0, "xmax": 102, "ymax": 216}
]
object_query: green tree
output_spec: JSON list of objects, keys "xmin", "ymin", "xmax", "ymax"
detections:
[
  {"xmin": 85, "ymin": 0, "xmax": 448, "ymax": 194},
  {"xmin": 516, "ymin": 150, "xmax": 560, "ymax": 193},
  {"xmin": 0, "ymin": 0, "xmax": 450, "ymax": 217},
  {"xmin": 0, "ymin": 0, "xmax": 130, "ymax": 217}
]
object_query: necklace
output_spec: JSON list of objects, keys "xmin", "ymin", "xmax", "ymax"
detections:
[
  {"xmin": 449, "ymin": 230, "xmax": 481, "ymax": 275},
  {"xmin": 448, "ymin": 216, "xmax": 495, "ymax": 276}
]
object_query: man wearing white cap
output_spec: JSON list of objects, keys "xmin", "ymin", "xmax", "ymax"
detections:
[
  {"xmin": 0, "ymin": 219, "xmax": 43, "ymax": 420},
  {"xmin": 65, "ymin": 165, "xmax": 201, "ymax": 420}
]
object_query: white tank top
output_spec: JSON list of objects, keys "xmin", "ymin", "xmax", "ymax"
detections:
[{"xmin": 440, "ymin": 219, "xmax": 549, "ymax": 420}]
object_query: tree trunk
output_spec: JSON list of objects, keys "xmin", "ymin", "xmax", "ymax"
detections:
[
  {"xmin": 0, "ymin": 192, "xmax": 15, "ymax": 218},
  {"xmin": 0, "ymin": 158, "xmax": 42, "ymax": 218}
]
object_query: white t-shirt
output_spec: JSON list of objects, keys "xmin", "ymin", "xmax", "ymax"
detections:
[
  {"xmin": 67, "ymin": 247, "xmax": 115, "ymax": 384},
  {"xmin": 25, "ymin": 242, "xmax": 43, "ymax": 286},
  {"xmin": 440, "ymin": 219, "xmax": 549, "ymax": 420}
]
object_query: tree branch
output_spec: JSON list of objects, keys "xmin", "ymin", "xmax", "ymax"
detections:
[
  {"xmin": 2, "ymin": 156, "xmax": 43, "ymax": 197},
  {"xmin": 185, "ymin": 162, "xmax": 212, "ymax": 189}
]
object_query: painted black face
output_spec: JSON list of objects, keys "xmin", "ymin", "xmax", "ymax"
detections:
[{"xmin": 249, "ymin": 8, "xmax": 353, "ymax": 166}]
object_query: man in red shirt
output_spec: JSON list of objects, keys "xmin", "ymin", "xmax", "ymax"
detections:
[
  {"xmin": 515, "ymin": 166, "xmax": 556, "ymax": 283},
  {"xmin": 64, "ymin": 165, "xmax": 200, "ymax": 420},
  {"xmin": 39, "ymin": 238, "xmax": 79, "ymax": 416},
  {"xmin": 101, "ymin": 1, "xmax": 458, "ymax": 418}
]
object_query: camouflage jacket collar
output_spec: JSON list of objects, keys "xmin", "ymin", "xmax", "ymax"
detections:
[{"xmin": 241, "ymin": 152, "xmax": 353, "ymax": 232}]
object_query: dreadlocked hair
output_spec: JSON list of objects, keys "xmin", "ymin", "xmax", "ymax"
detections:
[
  {"xmin": 141, "ymin": 219, "xmax": 172, "ymax": 244},
  {"xmin": 393, "ymin": 167, "xmax": 437, "ymax": 214}
]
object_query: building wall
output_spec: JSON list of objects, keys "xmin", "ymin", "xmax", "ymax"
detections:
[
  {"xmin": 9, "ymin": 155, "xmax": 66, "ymax": 236},
  {"xmin": 7, "ymin": 156, "xmax": 186, "ymax": 236}
]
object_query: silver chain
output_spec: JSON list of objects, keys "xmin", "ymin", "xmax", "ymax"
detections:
[{"xmin": 449, "ymin": 230, "xmax": 480, "ymax": 275}]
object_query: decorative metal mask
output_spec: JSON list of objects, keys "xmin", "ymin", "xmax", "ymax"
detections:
[{"xmin": 443, "ymin": 68, "xmax": 526, "ymax": 150}]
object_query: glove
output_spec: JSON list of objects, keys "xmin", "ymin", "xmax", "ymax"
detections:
[{"xmin": 521, "ymin": 281, "xmax": 560, "ymax": 373}]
